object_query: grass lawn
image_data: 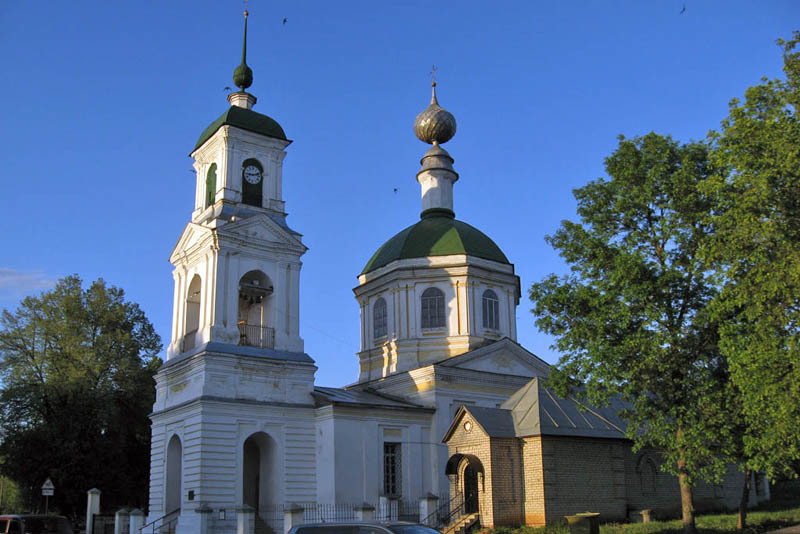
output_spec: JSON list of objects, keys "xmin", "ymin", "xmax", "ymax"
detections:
[{"xmin": 487, "ymin": 481, "xmax": 800, "ymax": 534}]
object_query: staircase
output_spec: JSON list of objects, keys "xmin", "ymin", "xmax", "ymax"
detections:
[{"xmin": 441, "ymin": 513, "xmax": 480, "ymax": 534}]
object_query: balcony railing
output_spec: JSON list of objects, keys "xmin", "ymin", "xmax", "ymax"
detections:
[{"xmin": 238, "ymin": 322, "xmax": 275, "ymax": 349}]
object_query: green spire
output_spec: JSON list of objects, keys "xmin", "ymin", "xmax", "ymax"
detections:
[{"xmin": 233, "ymin": 10, "xmax": 253, "ymax": 91}]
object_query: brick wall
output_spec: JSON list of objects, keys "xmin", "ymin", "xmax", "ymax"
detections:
[
  {"xmin": 489, "ymin": 438, "xmax": 524, "ymax": 526},
  {"xmin": 540, "ymin": 437, "xmax": 628, "ymax": 523},
  {"xmin": 446, "ymin": 418, "xmax": 765, "ymax": 528},
  {"xmin": 521, "ymin": 437, "xmax": 546, "ymax": 526}
]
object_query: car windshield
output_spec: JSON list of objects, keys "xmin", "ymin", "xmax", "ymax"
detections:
[
  {"xmin": 22, "ymin": 517, "xmax": 72, "ymax": 534},
  {"xmin": 387, "ymin": 526, "xmax": 441, "ymax": 534}
]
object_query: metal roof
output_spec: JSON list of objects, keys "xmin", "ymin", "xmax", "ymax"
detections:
[
  {"xmin": 444, "ymin": 377, "xmax": 628, "ymax": 441},
  {"xmin": 313, "ymin": 387, "xmax": 432, "ymax": 411}
]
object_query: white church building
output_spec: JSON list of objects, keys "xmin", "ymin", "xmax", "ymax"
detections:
[
  {"xmin": 145, "ymin": 12, "xmax": 768, "ymax": 534},
  {"xmin": 146, "ymin": 10, "xmax": 551, "ymax": 534}
]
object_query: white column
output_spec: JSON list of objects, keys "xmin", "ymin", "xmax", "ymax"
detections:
[
  {"xmin": 283, "ymin": 505, "xmax": 304, "ymax": 534},
  {"xmin": 113, "ymin": 509, "xmax": 129, "ymax": 534},
  {"xmin": 85, "ymin": 488, "xmax": 101, "ymax": 534},
  {"xmin": 237, "ymin": 506, "xmax": 255, "ymax": 534},
  {"xmin": 129, "ymin": 509, "xmax": 145, "ymax": 534}
]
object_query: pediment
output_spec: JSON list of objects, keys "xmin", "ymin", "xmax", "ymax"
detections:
[
  {"xmin": 438, "ymin": 338, "xmax": 551, "ymax": 379},
  {"xmin": 170, "ymin": 223, "xmax": 215, "ymax": 264},
  {"xmin": 217, "ymin": 215, "xmax": 307, "ymax": 253}
]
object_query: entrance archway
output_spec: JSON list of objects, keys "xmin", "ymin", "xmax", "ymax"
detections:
[
  {"xmin": 445, "ymin": 453, "xmax": 484, "ymax": 516},
  {"xmin": 242, "ymin": 432, "xmax": 279, "ymax": 512},
  {"xmin": 165, "ymin": 435, "xmax": 182, "ymax": 514}
]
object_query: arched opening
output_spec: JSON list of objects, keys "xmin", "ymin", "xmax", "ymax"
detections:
[
  {"xmin": 205, "ymin": 163, "xmax": 217, "ymax": 208},
  {"xmin": 238, "ymin": 271, "xmax": 274, "ymax": 349},
  {"xmin": 165, "ymin": 435, "xmax": 183, "ymax": 514},
  {"xmin": 482, "ymin": 289, "xmax": 500, "ymax": 331},
  {"xmin": 637, "ymin": 455, "xmax": 657, "ymax": 494},
  {"xmin": 445, "ymin": 453, "xmax": 484, "ymax": 516},
  {"xmin": 242, "ymin": 432, "xmax": 279, "ymax": 523},
  {"xmin": 242, "ymin": 158, "xmax": 264, "ymax": 207},
  {"xmin": 184, "ymin": 275, "xmax": 202, "ymax": 351}
]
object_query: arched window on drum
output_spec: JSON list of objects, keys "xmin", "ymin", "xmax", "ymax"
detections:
[
  {"xmin": 482, "ymin": 289, "xmax": 499, "ymax": 331},
  {"xmin": 373, "ymin": 297, "xmax": 387, "ymax": 340},
  {"xmin": 421, "ymin": 287, "xmax": 445, "ymax": 329}
]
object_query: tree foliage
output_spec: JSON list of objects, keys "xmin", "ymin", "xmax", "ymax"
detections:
[
  {"xmin": 0, "ymin": 275, "xmax": 162, "ymax": 519},
  {"xmin": 530, "ymin": 134, "xmax": 732, "ymax": 531},
  {"xmin": 703, "ymin": 32, "xmax": 800, "ymax": 481}
]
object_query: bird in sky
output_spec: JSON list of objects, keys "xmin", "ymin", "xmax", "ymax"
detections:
[
  {"xmin": 680, "ymin": 3, "xmax": 686, "ymax": 14},
  {"xmin": 223, "ymin": 86, "xmax": 232, "ymax": 92},
  {"xmin": 283, "ymin": 17, "xmax": 288, "ymax": 25}
]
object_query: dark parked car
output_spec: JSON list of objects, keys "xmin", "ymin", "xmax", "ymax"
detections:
[
  {"xmin": 288, "ymin": 522, "xmax": 441, "ymax": 534},
  {"xmin": 0, "ymin": 515, "xmax": 72, "ymax": 534}
]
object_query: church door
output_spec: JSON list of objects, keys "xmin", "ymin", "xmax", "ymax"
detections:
[{"xmin": 464, "ymin": 463, "xmax": 479, "ymax": 514}]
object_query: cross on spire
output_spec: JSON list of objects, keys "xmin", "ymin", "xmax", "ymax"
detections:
[{"xmin": 430, "ymin": 65, "xmax": 437, "ymax": 87}]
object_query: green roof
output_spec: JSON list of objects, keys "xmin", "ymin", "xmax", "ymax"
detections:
[
  {"xmin": 194, "ymin": 106, "xmax": 287, "ymax": 152},
  {"xmin": 361, "ymin": 214, "xmax": 509, "ymax": 274}
]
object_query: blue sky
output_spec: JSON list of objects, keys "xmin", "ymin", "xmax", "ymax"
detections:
[{"xmin": 0, "ymin": 1, "xmax": 796, "ymax": 387}]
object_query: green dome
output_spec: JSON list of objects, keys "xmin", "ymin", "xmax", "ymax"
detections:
[
  {"xmin": 361, "ymin": 214, "xmax": 509, "ymax": 274},
  {"xmin": 194, "ymin": 106, "xmax": 287, "ymax": 152}
]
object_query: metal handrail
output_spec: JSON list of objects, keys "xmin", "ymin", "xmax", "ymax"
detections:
[
  {"xmin": 140, "ymin": 508, "xmax": 180, "ymax": 534},
  {"xmin": 441, "ymin": 509, "xmax": 476, "ymax": 534},
  {"xmin": 422, "ymin": 492, "xmax": 463, "ymax": 528},
  {"xmin": 238, "ymin": 322, "xmax": 275, "ymax": 349}
]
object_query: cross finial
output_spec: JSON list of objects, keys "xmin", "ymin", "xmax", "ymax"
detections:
[{"xmin": 430, "ymin": 65, "xmax": 437, "ymax": 87}]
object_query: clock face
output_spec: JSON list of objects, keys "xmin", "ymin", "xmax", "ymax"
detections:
[{"xmin": 244, "ymin": 165, "xmax": 262, "ymax": 184}]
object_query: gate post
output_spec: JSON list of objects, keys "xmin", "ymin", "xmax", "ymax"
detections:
[
  {"xmin": 419, "ymin": 494, "xmax": 439, "ymax": 525},
  {"xmin": 86, "ymin": 489, "xmax": 101, "ymax": 534},
  {"xmin": 129, "ymin": 509, "xmax": 145, "ymax": 534},
  {"xmin": 237, "ymin": 505, "xmax": 255, "ymax": 534},
  {"xmin": 114, "ymin": 508, "xmax": 130, "ymax": 534}
]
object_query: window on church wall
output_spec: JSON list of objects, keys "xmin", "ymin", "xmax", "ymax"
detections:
[
  {"xmin": 373, "ymin": 297, "xmax": 387, "ymax": 340},
  {"xmin": 421, "ymin": 287, "xmax": 445, "ymax": 329},
  {"xmin": 241, "ymin": 158, "xmax": 264, "ymax": 207},
  {"xmin": 383, "ymin": 442, "xmax": 401, "ymax": 497},
  {"xmin": 205, "ymin": 163, "xmax": 217, "ymax": 208},
  {"xmin": 638, "ymin": 456, "xmax": 657, "ymax": 494},
  {"xmin": 482, "ymin": 289, "xmax": 500, "ymax": 330}
]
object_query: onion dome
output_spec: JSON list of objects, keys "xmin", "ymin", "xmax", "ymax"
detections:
[
  {"xmin": 233, "ymin": 10, "xmax": 254, "ymax": 91},
  {"xmin": 414, "ymin": 83, "xmax": 457, "ymax": 145},
  {"xmin": 361, "ymin": 215, "xmax": 509, "ymax": 274}
]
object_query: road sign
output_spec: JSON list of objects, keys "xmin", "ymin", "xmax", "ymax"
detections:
[{"xmin": 41, "ymin": 478, "xmax": 55, "ymax": 497}]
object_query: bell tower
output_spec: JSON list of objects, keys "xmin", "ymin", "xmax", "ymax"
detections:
[
  {"xmin": 166, "ymin": 9, "xmax": 306, "ymax": 360},
  {"xmin": 148, "ymin": 11, "xmax": 318, "ymax": 533}
]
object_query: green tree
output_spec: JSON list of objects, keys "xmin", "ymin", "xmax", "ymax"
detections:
[
  {"xmin": 0, "ymin": 275, "xmax": 162, "ymax": 520},
  {"xmin": 704, "ymin": 33, "xmax": 800, "ymax": 484},
  {"xmin": 530, "ymin": 134, "xmax": 733, "ymax": 533}
]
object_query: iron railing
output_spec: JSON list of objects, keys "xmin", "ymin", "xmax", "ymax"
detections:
[
  {"xmin": 139, "ymin": 508, "xmax": 179, "ymax": 534},
  {"xmin": 423, "ymin": 492, "xmax": 463, "ymax": 529},
  {"xmin": 239, "ymin": 323, "xmax": 275, "ymax": 349}
]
